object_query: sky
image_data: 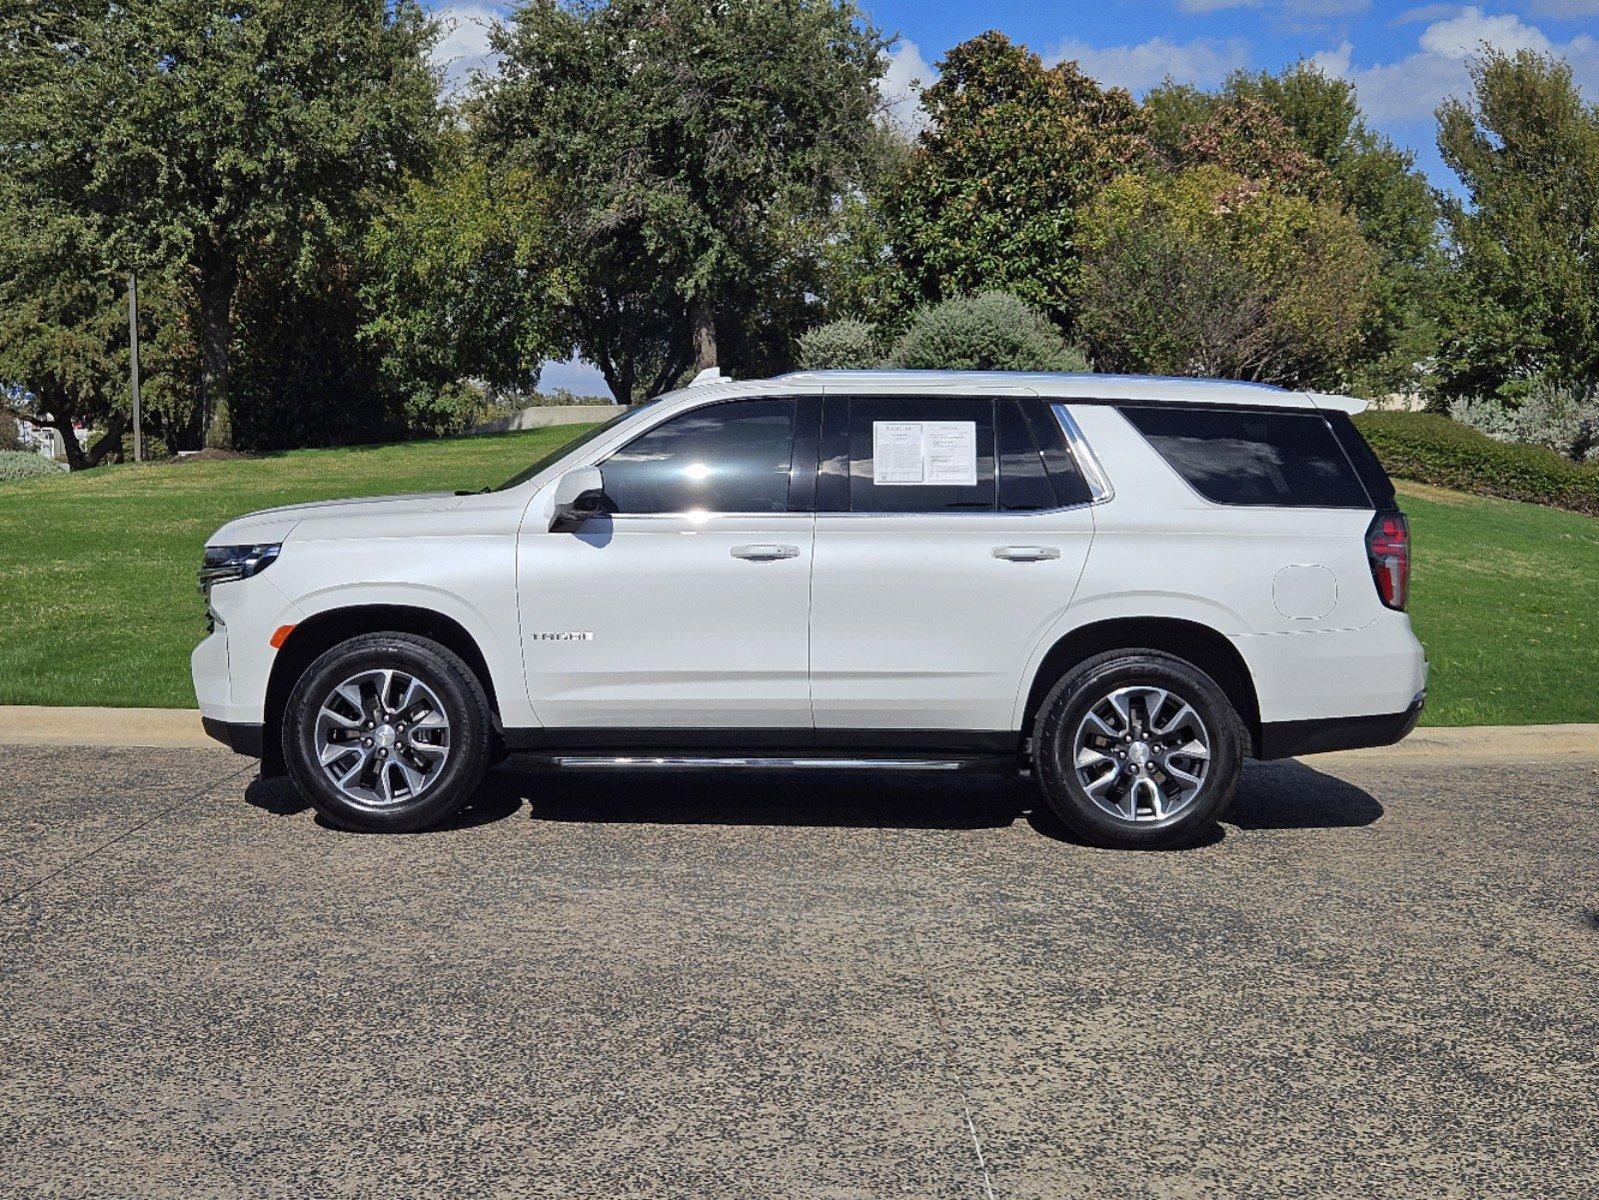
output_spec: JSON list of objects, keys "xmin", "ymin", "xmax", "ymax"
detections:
[{"xmin": 424, "ymin": 1, "xmax": 1599, "ymax": 395}]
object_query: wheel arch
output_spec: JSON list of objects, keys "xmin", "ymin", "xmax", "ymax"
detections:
[
  {"xmin": 262, "ymin": 604, "xmax": 502, "ymax": 774},
  {"xmin": 1019, "ymin": 617, "xmax": 1262, "ymax": 754}
]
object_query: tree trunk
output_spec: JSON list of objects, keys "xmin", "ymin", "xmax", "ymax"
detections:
[
  {"xmin": 690, "ymin": 294, "xmax": 718, "ymax": 372},
  {"xmin": 45, "ymin": 410, "xmax": 88, "ymax": 471},
  {"xmin": 197, "ymin": 252, "xmax": 237, "ymax": 450},
  {"xmin": 84, "ymin": 413, "xmax": 129, "ymax": 468}
]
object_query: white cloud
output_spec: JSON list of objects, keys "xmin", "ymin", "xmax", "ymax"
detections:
[
  {"xmin": 880, "ymin": 39, "xmax": 935, "ymax": 136},
  {"xmin": 1317, "ymin": 6, "xmax": 1599, "ymax": 123},
  {"xmin": 1310, "ymin": 40, "xmax": 1354, "ymax": 75},
  {"xmin": 1283, "ymin": 0, "xmax": 1371, "ymax": 19},
  {"xmin": 1417, "ymin": 8, "xmax": 1550, "ymax": 55},
  {"xmin": 1049, "ymin": 36, "xmax": 1253, "ymax": 93},
  {"xmin": 1525, "ymin": 0, "xmax": 1599, "ymax": 16},
  {"xmin": 1390, "ymin": 3, "xmax": 1459, "ymax": 25},
  {"xmin": 431, "ymin": 4, "xmax": 504, "ymax": 96}
]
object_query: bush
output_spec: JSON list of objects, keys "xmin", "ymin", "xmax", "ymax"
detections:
[
  {"xmin": 1355, "ymin": 410, "xmax": 1599, "ymax": 516},
  {"xmin": 1449, "ymin": 382, "xmax": 1599, "ymax": 464},
  {"xmin": 1077, "ymin": 167, "xmax": 1373, "ymax": 386},
  {"xmin": 797, "ymin": 319, "xmax": 881, "ymax": 369},
  {"xmin": 0, "ymin": 450, "xmax": 68, "ymax": 482},
  {"xmin": 1447, "ymin": 395, "xmax": 1521, "ymax": 442},
  {"xmin": 888, "ymin": 292, "xmax": 1089, "ymax": 372}
]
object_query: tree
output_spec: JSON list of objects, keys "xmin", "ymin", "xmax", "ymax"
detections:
[
  {"xmin": 1222, "ymin": 64, "xmax": 1443, "ymax": 396},
  {"xmin": 1436, "ymin": 49, "xmax": 1599, "ymax": 397},
  {"xmin": 884, "ymin": 32, "xmax": 1148, "ymax": 322},
  {"xmin": 361, "ymin": 141, "xmax": 567, "ymax": 411},
  {"xmin": 477, "ymin": 0, "xmax": 887, "ymax": 401},
  {"xmin": 1146, "ymin": 64, "xmax": 1442, "ymax": 396},
  {"xmin": 0, "ymin": 195, "xmax": 195, "ymax": 469},
  {"xmin": 1077, "ymin": 167, "xmax": 1374, "ymax": 386},
  {"xmin": 1, "ymin": 1, "xmax": 442, "ymax": 447}
]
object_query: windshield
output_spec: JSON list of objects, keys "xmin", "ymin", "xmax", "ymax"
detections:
[{"xmin": 492, "ymin": 406, "xmax": 641, "ymax": 492}]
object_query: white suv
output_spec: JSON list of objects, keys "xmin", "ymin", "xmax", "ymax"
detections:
[{"xmin": 194, "ymin": 371, "xmax": 1426, "ymax": 848}]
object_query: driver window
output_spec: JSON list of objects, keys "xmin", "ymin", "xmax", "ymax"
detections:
[{"xmin": 601, "ymin": 399, "xmax": 797, "ymax": 514}]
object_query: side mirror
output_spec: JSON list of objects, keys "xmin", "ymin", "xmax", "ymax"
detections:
[{"xmin": 549, "ymin": 466, "xmax": 613, "ymax": 532}]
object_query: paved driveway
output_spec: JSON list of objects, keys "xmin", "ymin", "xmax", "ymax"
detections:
[{"xmin": 2, "ymin": 747, "xmax": 1595, "ymax": 1198}]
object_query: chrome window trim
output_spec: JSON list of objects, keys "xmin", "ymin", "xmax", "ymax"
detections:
[
  {"xmin": 1051, "ymin": 403, "xmax": 1114, "ymax": 504},
  {"xmin": 600, "ymin": 510, "xmax": 813, "ymax": 522}
]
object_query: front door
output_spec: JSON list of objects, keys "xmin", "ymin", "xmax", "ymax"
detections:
[{"xmin": 517, "ymin": 396, "xmax": 815, "ymax": 731}]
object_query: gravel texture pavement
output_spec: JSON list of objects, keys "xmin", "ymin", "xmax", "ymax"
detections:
[{"xmin": 2, "ymin": 747, "xmax": 1595, "ymax": 1198}]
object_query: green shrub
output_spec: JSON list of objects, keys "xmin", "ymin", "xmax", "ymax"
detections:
[
  {"xmin": 888, "ymin": 292, "xmax": 1089, "ymax": 373},
  {"xmin": 0, "ymin": 450, "xmax": 69, "ymax": 481},
  {"xmin": 1449, "ymin": 382, "xmax": 1599, "ymax": 463},
  {"xmin": 1355, "ymin": 410, "xmax": 1599, "ymax": 516},
  {"xmin": 797, "ymin": 318, "xmax": 881, "ymax": 369}
]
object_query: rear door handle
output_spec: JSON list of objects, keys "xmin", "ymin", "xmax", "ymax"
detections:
[
  {"xmin": 992, "ymin": 545, "xmax": 1061, "ymax": 562},
  {"xmin": 731, "ymin": 543, "xmax": 801, "ymax": 561}
]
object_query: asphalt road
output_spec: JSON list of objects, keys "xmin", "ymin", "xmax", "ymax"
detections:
[{"xmin": 2, "ymin": 746, "xmax": 1595, "ymax": 1199}]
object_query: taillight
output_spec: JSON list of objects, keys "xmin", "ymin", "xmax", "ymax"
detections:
[{"xmin": 1366, "ymin": 510, "xmax": 1410, "ymax": 611}]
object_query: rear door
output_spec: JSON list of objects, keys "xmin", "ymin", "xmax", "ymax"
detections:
[{"xmin": 808, "ymin": 393, "xmax": 1095, "ymax": 738}]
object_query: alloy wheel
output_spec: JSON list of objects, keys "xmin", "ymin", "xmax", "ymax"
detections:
[
  {"xmin": 314, "ymin": 668, "xmax": 451, "ymax": 807},
  {"xmin": 1071, "ymin": 685, "xmax": 1211, "ymax": 823}
]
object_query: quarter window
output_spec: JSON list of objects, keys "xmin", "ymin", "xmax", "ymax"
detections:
[
  {"xmin": 601, "ymin": 398, "xmax": 797, "ymax": 514},
  {"xmin": 1119, "ymin": 405, "xmax": 1372, "ymax": 508}
]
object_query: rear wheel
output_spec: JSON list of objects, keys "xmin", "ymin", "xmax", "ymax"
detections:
[
  {"xmin": 1032, "ymin": 650, "xmax": 1243, "ymax": 849},
  {"xmin": 282, "ymin": 632, "xmax": 493, "ymax": 832}
]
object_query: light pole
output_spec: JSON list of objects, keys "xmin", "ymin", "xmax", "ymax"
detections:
[{"xmin": 128, "ymin": 272, "xmax": 142, "ymax": 463}]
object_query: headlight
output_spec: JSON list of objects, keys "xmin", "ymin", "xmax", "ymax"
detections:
[{"xmin": 199, "ymin": 543, "xmax": 281, "ymax": 598}]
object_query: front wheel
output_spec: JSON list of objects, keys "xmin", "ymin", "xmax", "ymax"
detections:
[
  {"xmin": 282, "ymin": 632, "xmax": 493, "ymax": 832},
  {"xmin": 1032, "ymin": 650, "xmax": 1244, "ymax": 849}
]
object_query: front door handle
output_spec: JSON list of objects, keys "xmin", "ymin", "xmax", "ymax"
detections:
[
  {"xmin": 731, "ymin": 543, "xmax": 801, "ymax": 561},
  {"xmin": 993, "ymin": 545, "xmax": 1061, "ymax": 562}
]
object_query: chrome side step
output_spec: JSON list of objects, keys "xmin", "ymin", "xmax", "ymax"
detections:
[{"xmin": 548, "ymin": 755, "xmax": 968, "ymax": 771}]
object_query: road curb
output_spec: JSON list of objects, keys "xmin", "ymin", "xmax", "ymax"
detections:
[
  {"xmin": 0, "ymin": 706, "xmax": 1595, "ymax": 764},
  {"xmin": 0, "ymin": 706, "xmax": 215, "ymax": 749},
  {"xmin": 1301, "ymin": 723, "xmax": 1599, "ymax": 768}
]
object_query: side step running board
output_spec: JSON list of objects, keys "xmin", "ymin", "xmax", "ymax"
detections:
[{"xmin": 547, "ymin": 756, "xmax": 970, "ymax": 771}]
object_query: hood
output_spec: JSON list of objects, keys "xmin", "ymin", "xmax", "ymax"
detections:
[{"xmin": 206, "ymin": 491, "xmax": 464, "ymax": 547}]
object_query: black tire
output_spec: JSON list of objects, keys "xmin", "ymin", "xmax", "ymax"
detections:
[
  {"xmin": 1031, "ymin": 649, "xmax": 1244, "ymax": 849},
  {"xmin": 282, "ymin": 632, "xmax": 494, "ymax": 833}
]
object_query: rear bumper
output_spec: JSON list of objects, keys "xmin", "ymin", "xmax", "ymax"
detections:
[
  {"xmin": 1256, "ymin": 690, "xmax": 1425, "ymax": 759},
  {"xmin": 202, "ymin": 717, "xmax": 265, "ymax": 758}
]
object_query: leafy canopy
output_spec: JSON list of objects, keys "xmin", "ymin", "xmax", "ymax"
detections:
[
  {"xmin": 1436, "ymin": 48, "xmax": 1599, "ymax": 398},
  {"xmin": 477, "ymin": 0, "xmax": 887, "ymax": 399},
  {"xmin": 1078, "ymin": 167, "xmax": 1374, "ymax": 386},
  {"xmin": 885, "ymin": 31, "xmax": 1147, "ymax": 321}
]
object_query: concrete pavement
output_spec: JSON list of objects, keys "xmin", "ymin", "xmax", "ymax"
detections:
[
  {"xmin": 2, "ymin": 746, "xmax": 1595, "ymax": 1197},
  {"xmin": 2, "ymin": 704, "xmax": 1597, "ymax": 765}
]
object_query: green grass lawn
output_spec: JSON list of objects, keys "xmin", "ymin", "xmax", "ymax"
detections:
[
  {"xmin": 1, "ymin": 431, "xmax": 1594, "ymax": 724},
  {"xmin": 1394, "ymin": 481, "xmax": 1599, "ymax": 726},
  {"xmin": 0, "ymin": 427, "xmax": 594, "ymax": 709}
]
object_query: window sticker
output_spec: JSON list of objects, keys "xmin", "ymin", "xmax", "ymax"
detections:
[{"xmin": 871, "ymin": 421, "xmax": 978, "ymax": 486}]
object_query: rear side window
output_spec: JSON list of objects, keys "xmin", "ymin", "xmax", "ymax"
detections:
[
  {"xmin": 843, "ymin": 397, "xmax": 997, "ymax": 513},
  {"xmin": 1119, "ymin": 405, "xmax": 1372, "ymax": 508}
]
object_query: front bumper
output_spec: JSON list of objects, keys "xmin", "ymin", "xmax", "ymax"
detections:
[{"xmin": 1256, "ymin": 690, "xmax": 1426, "ymax": 759}]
